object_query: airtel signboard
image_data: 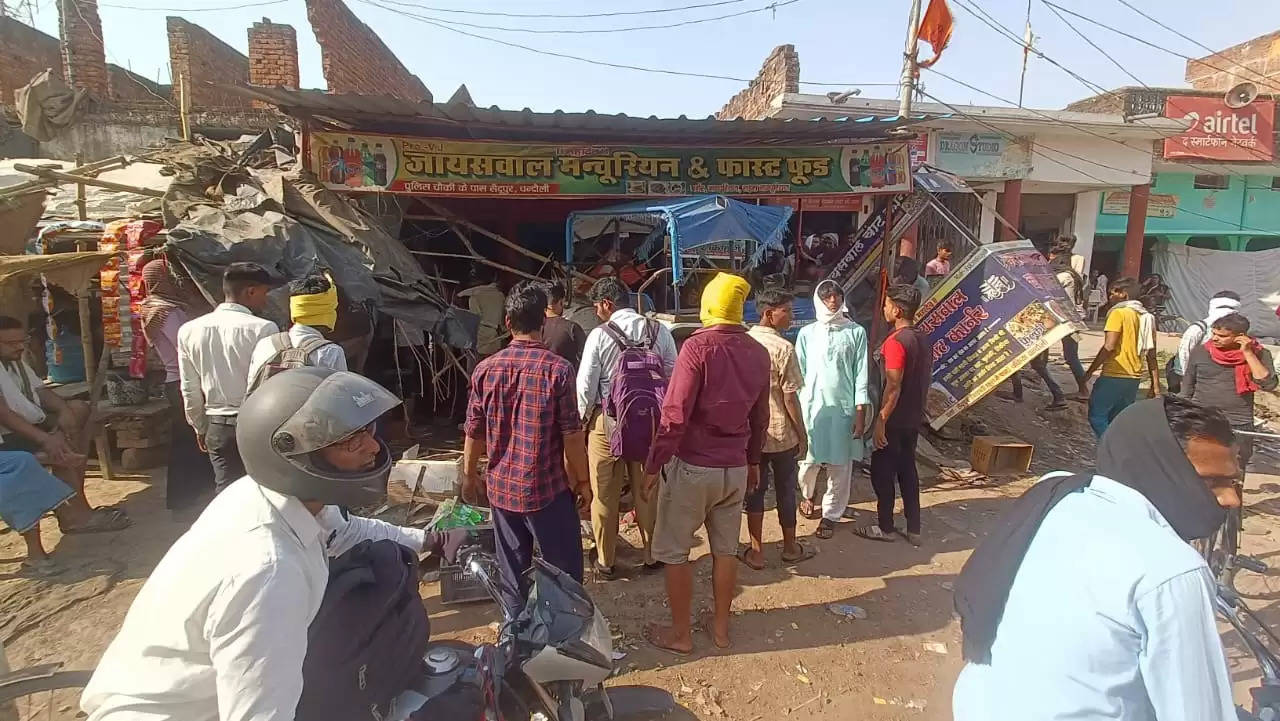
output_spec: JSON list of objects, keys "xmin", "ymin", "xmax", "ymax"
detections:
[{"xmin": 1163, "ymin": 95, "xmax": 1276, "ymax": 162}]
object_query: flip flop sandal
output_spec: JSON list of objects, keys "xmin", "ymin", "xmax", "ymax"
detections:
[
  {"xmin": 1043, "ymin": 401, "xmax": 1069, "ymax": 411},
  {"xmin": 695, "ymin": 611, "xmax": 732, "ymax": 650},
  {"xmin": 643, "ymin": 623, "xmax": 692, "ymax": 657},
  {"xmin": 899, "ymin": 530, "xmax": 923, "ymax": 547},
  {"xmin": 854, "ymin": 525, "xmax": 896, "ymax": 542},
  {"xmin": 736, "ymin": 547, "xmax": 766, "ymax": 571},
  {"xmin": 20, "ymin": 558, "xmax": 66, "ymax": 577},
  {"xmin": 781, "ymin": 541, "xmax": 818, "ymax": 564},
  {"xmin": 815, "ymin": 519, "xmax": 835, "ymax": 539},
  {"xmin": 60, "ymin": 507, "xmax": 132, "ymax": 535}
]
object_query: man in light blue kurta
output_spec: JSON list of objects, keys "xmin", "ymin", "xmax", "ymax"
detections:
[{"xmin": 796, "ymin": 282, "xmax": 869, "ymax": 538}]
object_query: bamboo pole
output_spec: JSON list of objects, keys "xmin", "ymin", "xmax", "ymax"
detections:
[
  {"xmin": 0, "ymin": 155, "xmax": 130, "ymax": 199},
  {"xmin": 11, "ymin": 164, "xmax": 165, "ymax": 197},
  {"xmin": 415, "ymin": 198, "xmax": 593, "ymax": 284},
  {"xmin": 408, "ymin": 250, "xmax": 545, "ymax": 283}
]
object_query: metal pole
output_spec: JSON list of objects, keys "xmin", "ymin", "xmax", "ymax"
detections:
[{"xmin": 899, "ymin": 0, "xmax": 924, "ymax": 118}]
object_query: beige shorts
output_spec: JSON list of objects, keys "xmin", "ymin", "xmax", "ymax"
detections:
[{"xmin": 652, "ymin": 458, "xmax": 747, "ymax": 565}]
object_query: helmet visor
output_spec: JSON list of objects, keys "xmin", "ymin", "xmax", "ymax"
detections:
[{"xmin": 273, "ymin": 372, "xmax": 401, "ymax": 456}]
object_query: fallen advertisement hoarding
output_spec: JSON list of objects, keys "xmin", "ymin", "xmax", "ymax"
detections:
[{"xmin": 917, "ymin": 240, "xmax": 1086, "ymax": 429}]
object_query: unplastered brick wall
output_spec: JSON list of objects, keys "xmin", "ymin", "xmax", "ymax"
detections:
[
  {"xmin": 248, "ymin": 19, "xmax": 299, "ymax": 92},
  {"xmin": 717, "ymin": 44, "xmax": 799, "ymax": 120},
  {"xmin": 1186, "ymin": 30, "xmax": 1280, "ymax": 92},
  {"xmin": 59, "ymin": 0, "xmax": 109, "ymax": 97},
  {"xmin": 167, "ymin": 16, "xmax": 251, "ymax": 108},
  {"xmin": 305, "ymin": 0, "xmax": 431, "ymax": 101}
]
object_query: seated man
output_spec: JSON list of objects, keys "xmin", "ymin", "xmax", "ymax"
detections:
[
  {"xmin": 0, "ymin": 315, "xmax": 127, "ymax": 534},
  {"xmin": 82, "ymin": 368, "xmax": 429, "ymax": 721},
  {"xmin": 0, "ymin": 450, "xmax": 83, "ymax": 576}
]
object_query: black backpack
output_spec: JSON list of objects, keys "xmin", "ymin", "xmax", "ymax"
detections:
[
  {"xmin": 247, "ymin": 332, "xmax": 335, "ymax": 395},
  {"xmin": 296, "ymin": 539, "xmax": 429, "ymax": 721}
]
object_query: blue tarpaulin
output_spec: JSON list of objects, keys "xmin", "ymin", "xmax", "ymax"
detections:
[{"xmin": 566, "ymin": 195, "xmax": 793, "ymax": 285}]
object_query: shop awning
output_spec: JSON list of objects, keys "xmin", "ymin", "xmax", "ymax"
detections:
[
  {"xmin": 566, "ymin": 195, "xmax": 792, "ymax": 284},
  {"xmin": 228, "ymin": 86, "xmax": 944, "ymax": 145}
]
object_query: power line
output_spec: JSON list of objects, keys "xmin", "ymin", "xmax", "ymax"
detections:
[
  {"xmin": 1040, "ymin": 0, "xmax": 1276, "ymax": 163},
  {"xmin": 374, "ymin": 0, "xmax": 754, "ymax": 19},
  {"xmin": 915, "ymin": 86, "xmax": 1280, "ymax": 237},
  {"xmin": 395, "ymin": 0, "xmax": 801, "ymax": 35},
  {"xmin": 1111, "ymin": 0, "xmax": 1275, "ymax": 87},
  {"xmin": 1042, "ymin": 1, "xmax": 1280, "ymax": 96},
  {"xmin": 358, "ymin": 0, "xmax": 897, "ymax": 88},
  {"xmin": 99, "ymin": 0, "xmax": 286, "ymax": 8}
]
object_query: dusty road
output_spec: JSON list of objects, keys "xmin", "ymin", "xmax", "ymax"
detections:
[{"xmin": 4, "ymin": 328, "xmax": 1280, "ymax": 720}]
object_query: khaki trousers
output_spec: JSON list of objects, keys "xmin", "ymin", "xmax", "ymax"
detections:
[{"xmin": 588, "ymin": 410, "xmax": 656, "ymax": 567}]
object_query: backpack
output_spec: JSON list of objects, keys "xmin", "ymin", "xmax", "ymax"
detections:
[
  {"xmin": 247, "ymin": 332, "xmax": 335, "ymax": 395},
  {"xmin": 296, "ymin": 538, "xmax": 430, "ymax": 721},
  {"xmin": 601, "ymin": 319, "xmax": 667, "ymax": 462}
]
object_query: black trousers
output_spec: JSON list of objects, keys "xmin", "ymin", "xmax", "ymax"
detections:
[
  {"xmin": 744, "ymin": 446, "xmax": 799, "ymax": 530},
  {"xmin": 492, "ymin": 490, "xmax": 584, "ymax": 618},
  {"xmin": 870, "ymin": 426, "xmax": 921, "ymax": 534},
  {"xmin": 164, "ymin": 382, "xmax": 214, "ymax": 509},
  {"xmin": 204, "ymin": 419, "xmax": 245, "ymax": 492}
]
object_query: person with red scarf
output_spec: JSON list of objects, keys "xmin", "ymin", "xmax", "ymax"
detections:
[{"xmin": 1182, "ymin": 312, "xmax": 1277, "ymax": 472}]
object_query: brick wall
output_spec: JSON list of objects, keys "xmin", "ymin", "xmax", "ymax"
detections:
[
  {"xmin": 716, "ymin": 44, "xmax": 799, "ymax": 120},
  {"xmin": 58, "ymin": 0, "xmax": 109, "ymax": 97},
  {"xmin": 304, "ymin": 0, "xmax": 431, "ymax": 101},
  {"xmin": 167, "ymin": 16, "xmax": 252, "ymax": 108},
  {"xmin": 1186, "ymin": 30, "xmax": 1280, "ymax": 92},
  {"xmin": 1, "ymin": 15, "xmax": 164, "ymax": 106},
  {"xmin": 248, "ymin": 18, "xmax": 299, "ymax": 93}
]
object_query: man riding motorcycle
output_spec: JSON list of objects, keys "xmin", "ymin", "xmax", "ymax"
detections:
[{"xmin": 82, "ymin": 368, "xmax": 427, "ymax": 721}]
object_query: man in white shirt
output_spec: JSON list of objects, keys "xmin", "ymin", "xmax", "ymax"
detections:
[
  {"xmin": 245, "ymin": 274, "xmax": 347, "ymax": 392},
  {"xmin": 82, "ymin": 368, "xmax": 427, "ymax": 721},
  {"xmin": 953, "ymin": 396, "xmax": 1241, "ymax": 721},
  {"xmin": 576, "ymin": 276, "xmax": 677, "ymax": 578},
  {"xmin": 178, "ymin": 263, "xmax": 279, "ymax": 491},
  {"xmin": 0, "ymin": 315, "xmax": 128, "ymax": 535},
  {"xmin": 1170, "ymin": 290, "xmax": 1242, "ymax": 394}
]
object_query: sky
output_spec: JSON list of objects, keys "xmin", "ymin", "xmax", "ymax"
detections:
[{"xmin": 17, "ymin": 0, "xmax": 1280, "ymax": 118}]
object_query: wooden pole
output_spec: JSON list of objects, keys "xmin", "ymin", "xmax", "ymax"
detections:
[
  {"xmin": 179, "ymin": 75, "xmax": 191, "ymax": 142},
  {"xmin": 0, "ymin": 155, "xmax": 129, "ymax": 200},
  {"xmin": 74, "ymin": 152, "xmax": 87, "ymax": 222},
  {"xmin": 11, "ymin": 164, "xmax": 165, "ymax": 197},
  {"xmin": 408, "ymin": 250, "xmax": 545, "ymax": 283}
]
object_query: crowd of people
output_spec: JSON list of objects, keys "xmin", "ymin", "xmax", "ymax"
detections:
[{"xmin": 0, "ymin": 239, "xmax": 1275, "ymax": 720}]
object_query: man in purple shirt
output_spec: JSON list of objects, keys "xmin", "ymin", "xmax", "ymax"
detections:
[
  {"xmin": 462, "ymin": 281, "xmax": 593, "ymax": 616},
  {"xmin": 641, "ymin": 273, "xmax": 770, "ymax": 654}
]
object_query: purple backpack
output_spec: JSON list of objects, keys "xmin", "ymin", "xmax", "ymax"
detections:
[{"xmin": 601, "ymin": 319, "xmax": 667, "ymax": 461}]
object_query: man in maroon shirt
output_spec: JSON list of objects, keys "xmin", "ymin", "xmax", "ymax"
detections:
[
  {"xmin": 640, "ymin": 273, "xmax": 770, "ymax": 654},
  {"xmin": 462, "ymin": 281, "xmax": 593, "ymax": 617}
]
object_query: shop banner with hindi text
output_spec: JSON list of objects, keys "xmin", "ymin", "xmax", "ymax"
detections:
[
  {"xmin": 310, "ymin": 132, "xmax": 911, "ymax": 197},
  {"xmin": 917, "ymin": 240, "xmax": 1086, "ymax": 429}
]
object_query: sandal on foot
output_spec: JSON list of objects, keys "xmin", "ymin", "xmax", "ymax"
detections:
[
  {"xmin": 815, "ymin": 518, "xmax": 835, "ymax": 539},
  {"xmin": 899, "ymin": 530, "xmax": 923, "ymax": 547},
  {"xmin": 1043, "ymin": 401, "xmax": 1068, "ymax": 411},
  {"xmin": 695, "ymin": 611, "xmax": 732, "ymax": 650},
  {"xmin": 799, "ymin": 499, "xmax": 820, "ymax": 520},
  {"xmin": 853, "ymin": 524, "xmax": 895, "ymax": 542},
  {"xmin": 20, "ymin": 558, "xmax": 66, "ymax": 577},
  {"xmin": 781, "ymin": 541, "xmax": 817, "ymax": 564},
  {"xmin": 736, "ymin": 546, "xmax": 766, "ymax": 571},
  {"xmin": 643, "ymin": 560, "xmax": 665, "ymax": 572},
  {"xmin": 643, "ymin": 623, "xmax": 692, "ymax": 657},
  {"xmin": 60, "ymin": 507, "xmax": 132, "ymax": 535}
]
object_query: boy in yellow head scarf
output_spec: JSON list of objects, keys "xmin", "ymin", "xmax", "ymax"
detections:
[
  {"xmin": 699, "ymin": 272, "xmax": 750, "ymax": 327},
  {"xmin": 245, "ymin": 274, "xmax": 347, "ymax": 393}
]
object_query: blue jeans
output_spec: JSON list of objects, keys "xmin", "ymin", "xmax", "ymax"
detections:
[
  {"xmin": 1061, "ymin": 336, "xmax": 1086, "ymax": 386},
  {"xmin": 492, "ymin": 490, "xmax": 584, "ymax": 618},
  {"xmin": 1088, "ymin": 376, "xmax": 1140, "ymax": 438}
]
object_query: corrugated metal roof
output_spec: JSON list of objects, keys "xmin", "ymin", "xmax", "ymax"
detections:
[{"xmin": 228, "ymin": 86, "xmax": 942, "ymax": 145}]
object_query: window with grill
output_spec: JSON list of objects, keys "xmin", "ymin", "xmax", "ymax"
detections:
[{"xmin": 1193, "ymin": 175, "xmax": 1229, "ymax": 190}]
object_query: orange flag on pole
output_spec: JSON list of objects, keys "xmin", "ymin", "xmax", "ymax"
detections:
[{"xmin": 917, "ymin": 0, "xmax": 954, "ymax": 69}]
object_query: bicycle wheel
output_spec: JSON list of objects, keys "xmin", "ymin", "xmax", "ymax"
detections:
[{"xmin": 0, "ymin": 666, "xmax": 92, "ymax": 720}]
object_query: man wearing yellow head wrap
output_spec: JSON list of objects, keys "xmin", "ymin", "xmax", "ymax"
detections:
[
  {"xmin": 638, "ymin": 272, "xmax": 771, "ymax": 654},
  {"xmin": 245, "ymin": 274, "xmax": 347, "ymax": 394}
]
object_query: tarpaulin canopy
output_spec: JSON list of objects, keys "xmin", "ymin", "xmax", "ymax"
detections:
[
  {"xmin": 566, "ymin": 195, "xmax": 793, "ymax": 285},
  {"xmin": 1154, "ymin": 241, "xmax": 1280, "ymax": 340}
]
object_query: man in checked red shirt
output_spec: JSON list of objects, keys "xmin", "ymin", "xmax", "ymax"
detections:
[{"xmin": 462, "ymin": 281, "xmax": 593, "ymax": 616}]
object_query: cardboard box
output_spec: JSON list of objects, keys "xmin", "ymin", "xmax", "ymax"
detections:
[
  {"xmin": 387, "ymin": 444, "xmax": 463, "ymax": 502},
  {"xmin": 971, "ymin": 435, "xmax": 1034, "ymax": 475}
]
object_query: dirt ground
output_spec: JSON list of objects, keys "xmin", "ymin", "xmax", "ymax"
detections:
[{"xmin": 5, "ymin": 328, "xmax": 1280, "ymax": 720}]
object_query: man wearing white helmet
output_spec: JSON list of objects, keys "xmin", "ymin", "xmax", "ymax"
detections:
[{"xmin": 82, "ymin": 368, "xmax": 426, "ymax": 721}]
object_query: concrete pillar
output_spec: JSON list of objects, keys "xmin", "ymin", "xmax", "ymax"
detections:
[
  {"xmin": 997, "ymin": 179, "xmax": 1023, "ymax": 241},
  {"xmin": 1122, "ymin": 183, "xmax": 1150, "ymax": 279},
  {"xmin": 978, "ymin": 190, "xmax": 997, "ymax": 244},
  {"xmin": 1071, "ymin": 190, "xmax": 1100, "ymax": 277},
  {"xmin": 58, "ymin": 0, "xmax": 109, "ymax": 97}
]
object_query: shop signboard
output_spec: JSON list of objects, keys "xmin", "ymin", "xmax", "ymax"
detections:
[
  {"xmin": 917, "ymin": 240, "xmax": 1086, "ymax": 429},
  {"xmin": 1162, "ymin": 95, "xmax": 1275, "ymax": 162},
  {"xmin": 309, "ymin": 132, "xmax": 911, "ymax": 197},
  {"xmin": 1100, "ymin": 190, "xmax": 1179, "ymax": 218},
  {"xmin": 933, "ymin": 132, "xmax": 1031, "ymax": 178},
  {"xmin": 824, "ymin": 190, "xmax": 932, "ymax": 293}
]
